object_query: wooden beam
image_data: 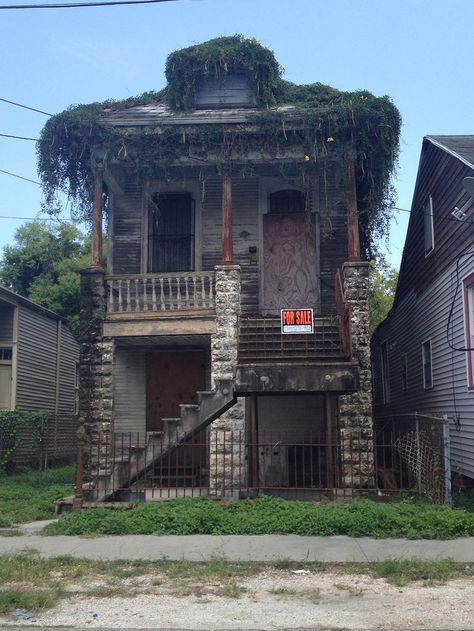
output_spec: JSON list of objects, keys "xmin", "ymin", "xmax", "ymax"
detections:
[
  {"xmin": 346, "ymin": 163, "xmax": 361, "ymax": 261},
  {"xmin": 222, "ymin": 172, "xmax": 234, "ymax": 264},
  {"xmin": 91, "ymin": 172, "xmax": 103, "ymax": 268}
]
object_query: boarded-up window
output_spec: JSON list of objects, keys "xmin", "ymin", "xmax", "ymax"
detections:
[
  {"xmin": 422, "ymin": 339, "xmax": 433, "ymax": 389},
  {"xmin": 424, "ymin": 197, "xmax": 434, "ymax": 256},
  {"xmin": 269, "ymin": 189, "xmax": 306, "ymax": 214},
  {"xmin": 195, "ymin": 74, "xmax": 255, "ymax": 108},
  {"xmin": 149, "ymin": 193, "xmax": 194, "ymax": 273}
]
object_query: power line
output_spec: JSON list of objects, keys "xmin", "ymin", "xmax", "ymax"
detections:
[
  {"xmin": 0, "ymin": 168, "xmax": 40, "ymax": 185},
  {"xmin": 0, "ymin": 133, "xmax": 39, "ymax": 141},
  {"xmin": 0, "ymin": 97, "xmax": 51, "ymax": 117},
  {"xmin": 0, "ymin": 0, "xmax": 178, "ymax": 8},
  {"xmin": 0, "ymin": 215, "xmax": 62, "ymax": 222}
]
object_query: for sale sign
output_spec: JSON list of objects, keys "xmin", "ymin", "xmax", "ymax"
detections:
[{"xmin": 280, "ymin": 309, "xmax": 314, "ymax": 334}]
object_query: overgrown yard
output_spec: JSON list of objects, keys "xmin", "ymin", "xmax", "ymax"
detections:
[
  {"xmin": 45, "ymin": 495, "xmax": 474, "ymax": 539},
  {"xmin": 0, "ymin": 465, "xmax": 74, "ymax": 527},
  {"xmin": 0, "ymin": 553, "xmax": 472, "ymax": 616}
]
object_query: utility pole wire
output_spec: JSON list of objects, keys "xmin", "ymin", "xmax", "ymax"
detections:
[
  {"xmin": 0, "ymin": 133, "xmax": 39, "ymax": 141},
  {"xmin": 0, "ymin": 0, "xmax": 178, "ymax": 8},
  {"xmin": 0, "ymin": 168, "xmax": 40, "ymax": 185},
  {"xmin": 0, "ymin": 97, "xmax": 52, "ymax": 116}
]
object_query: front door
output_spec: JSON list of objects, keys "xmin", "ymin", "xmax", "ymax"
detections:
[
  {"xmin": 262, "ymin": 213, "xmax": 318, "ymax": 314},
  {"xmin": 146, "ymin": 350, "xmax": 206, "ymax": 432},
  {"xmin": 0, "ymin": 364, "xmax": 12, "ymax": 410}
]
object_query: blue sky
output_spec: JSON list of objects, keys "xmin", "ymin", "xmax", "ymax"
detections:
[{"xmin": 0, "ymin": 0, "xmax": 473, "ymax": 268}]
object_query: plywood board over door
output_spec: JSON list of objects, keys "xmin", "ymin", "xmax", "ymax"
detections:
[
  {"xmin": 146, "ymin": 350, "xmax": 206, "ymax": 432},
  {"xmin": 263, "ymin": 214, "xmax": 318, "ymax": 314}
]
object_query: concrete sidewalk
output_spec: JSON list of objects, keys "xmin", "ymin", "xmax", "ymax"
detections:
[{"xmin": 0, "ymin": 520, "xmax": 473, "ymax": 562}]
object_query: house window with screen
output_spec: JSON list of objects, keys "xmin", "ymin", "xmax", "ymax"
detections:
[
  {"xmin": 424, "ymin": 196, "xmax": 434, "ymax": 256},
  {"xmin": 422, "ymin": 339, "xmax": 433, "ymax": 389},
  {"xmin": 464, "ymin": 273, "xmax": 474, "ymax": 389},
  {"xmin": 148, "ymin": 193, "xmax": 194, "ymax": 273}
]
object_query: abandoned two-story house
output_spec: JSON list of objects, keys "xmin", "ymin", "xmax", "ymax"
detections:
[{"xmin": 39, "ymin": 37, "xmax": 401, "ymax": 502}]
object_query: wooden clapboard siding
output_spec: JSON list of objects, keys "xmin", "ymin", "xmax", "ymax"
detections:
[
  {"xmin": 111, "ymin": 179, "xmax": 143, "ymax": 274},
  {"xmin": 396, "ymin": 140, "xmax": 474, "ymax": 304},
  {"xmin": 114, "ymin": 348, "xmax": 146, "ymax": 434},
  {"xmin": 318, "ymin": 167, "xmax": 348, "ymax": 314},
  {"xmin": 373, "ymin": 252, "xmax": 474, "ymax": 478},
  {"xmin": 373, "ymin": 137, "xmax": 474, "ymax": 479}
]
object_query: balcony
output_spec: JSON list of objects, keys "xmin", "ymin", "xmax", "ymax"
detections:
[{"xmin": 103, "ymin": 271, "xmax": 217, "ymax": 338}]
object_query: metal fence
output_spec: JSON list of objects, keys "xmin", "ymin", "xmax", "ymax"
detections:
[{"xmin": 81, "ymin": 416, "xmax": 450, "ymax": 503}]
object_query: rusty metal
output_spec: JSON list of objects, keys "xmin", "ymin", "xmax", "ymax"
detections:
[
  {"xmin": 72, "ymin": 424, "xmax": 86, "ymax": 512},
  {"xmin": 222, "ymin": 172, "xmax": 233, "ymax": 264},
  {"xmin": 346, "ymin": 162, "xmax": 361, "ymax": 262},
  {"xmin": 91, "ymin": 171, "xmax": 103, "ymax": 268}
]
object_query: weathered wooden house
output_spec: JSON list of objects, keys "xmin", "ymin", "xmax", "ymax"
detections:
[
  {"xmin": 39, "ymin": 37, "xmax": 400, "ymax": 501},
  {"xmin": 0, "ymin": 286, "xmax": 79, "ymax": 465},
  {"xmin": 372, "ymin": 135, "xmax": 474, "ymax": 483}
]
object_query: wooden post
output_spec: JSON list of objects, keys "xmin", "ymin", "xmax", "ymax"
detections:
[
  {"xmin": 91, "ymin": 171, "xmax": 103, "ymax": 268},
  {"xmin": 325, "ymin": 393, "xmax": 335, "ymax": 500},
  {"xmin": 222, "ymin": 172, "xmax": 234, "ymax": 264},
  {"xmin": 346, "ymin": 163, "xmax": 361, "ymax": 261},
  {"xmin": 249, "ymin": 394, "xmax": 259, "ymax": 498}
]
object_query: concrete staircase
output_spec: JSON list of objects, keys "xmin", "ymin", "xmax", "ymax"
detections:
[{"xmin": 91, "ymin": 378, "xmax": 236, "ymax": 502}]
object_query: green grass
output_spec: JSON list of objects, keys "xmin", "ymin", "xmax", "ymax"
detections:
[
  {"xmin": 369, "ymin": 558, "xmax": 466, "ymax": 586},
  {"xmin": 0, "ymin": 465, "xmax": 74, "ymax": 526},
  {"xmin": 44, "ymin": 495, "xmax": 474, "ymax": 539}
]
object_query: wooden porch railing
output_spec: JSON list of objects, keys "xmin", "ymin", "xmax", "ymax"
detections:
[
  {"xmin": 106, "ymin": 272, "xmax": 215, "ymax": 313},
  {"xmin": 335, "ymin": 268, "xmax": 352, "ymax": 359}
]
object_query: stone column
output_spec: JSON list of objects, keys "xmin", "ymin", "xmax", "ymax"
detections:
[
  {"xmin": 338, "ymin": 261, "xmax": 375, "ymax": 489},
  {"xmin": 209, "ymin": 265, "xmax": 245, "ymax": 498},
  {"xmin": 78, "ymin": 267, "xmax": 114, "ymax": 495}
]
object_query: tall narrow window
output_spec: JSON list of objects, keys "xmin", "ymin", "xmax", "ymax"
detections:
[
  {"xmin": 381, "ymin": 340, "xmax": 390, "ymax": 404},
  {"xmin": 149, "ymin": 193, "xmax": 194, "ymax": 273},
  {"xmin": 422, "ymin": 339, "xmax": 433, "ymax": 389},
  {"xmin": 401, "ymin": 353, "xmax": 408, "ymax": 393},
  {"xmin": 424, "ymin": 196, "xmax": 434, "ymax": 256},
  {"xmin": 464, "ymin": 273, "xmax": 474, "ymax": 389}
]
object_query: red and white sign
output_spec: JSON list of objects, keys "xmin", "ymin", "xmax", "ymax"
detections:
[{"xmin": 281, "ymin": 309, "xmax": 314, "ymax": 334}]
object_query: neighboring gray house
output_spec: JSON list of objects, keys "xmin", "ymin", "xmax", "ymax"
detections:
[
  {"xmin": 372, "ymin": 135, "xmax": 474, "ymax": 482},
  {"xmin": 0, "ymin": 287, "xmax": 79, "ymax": 465}
]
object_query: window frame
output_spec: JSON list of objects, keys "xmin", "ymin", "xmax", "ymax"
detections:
[
  {"xmin": 422, "ymin": 338, "xmax": 433, "ymax": 390},
  {"xmin": 424, "ymin": 196, "xmax": 434, "ymax": 257},
  {"xmin": 463, "ymin": 272, "xmax": 474, "ymax": 390}
]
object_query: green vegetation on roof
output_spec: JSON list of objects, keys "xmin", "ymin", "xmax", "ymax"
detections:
[{"xmin": 37, "ymin": 35, "xmax": 401, "ymax": 258}]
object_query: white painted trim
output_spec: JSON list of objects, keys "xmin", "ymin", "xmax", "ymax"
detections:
[
  {"xmin": 11, "ymin": 306, "xmax": 18, "ymax": 410},
  {"xmin": 462, "ymin": 270, "xmax": 474, "ymax": 391}
]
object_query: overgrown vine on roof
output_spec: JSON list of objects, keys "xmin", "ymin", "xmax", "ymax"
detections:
[{"xmin": 37, "ymin": 35, "xmax": 401, "ymax": 259}]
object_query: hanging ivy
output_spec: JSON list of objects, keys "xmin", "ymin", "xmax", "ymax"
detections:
[
  {"xmin": 37, "ymin": 35, "xmax": 401, "ymax": 258},
  {"xmin": 0, "ymin": 410, "xmax": 50, "ymax": 471}
]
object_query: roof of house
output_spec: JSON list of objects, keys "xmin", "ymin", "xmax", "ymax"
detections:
[
  {"xmin": 426, "ymin": 135, "xmax": 474, "ymax": 169},
  {"xmin": 0, "ymin": 286, "xmax": 66, "ymax": 323},
  {"xmin": 103, "ymin": 103, "xmax": 298, "ymax": 127}
]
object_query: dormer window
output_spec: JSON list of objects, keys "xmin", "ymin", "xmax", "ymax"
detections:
[{"xmin": 195, "ymin": 73, "xmax": 255, "ymax": 109}]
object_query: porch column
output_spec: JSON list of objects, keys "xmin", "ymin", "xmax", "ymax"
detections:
[
  {"xmin": 222, "ymin": 172, "xmax": 234, "ymax": 264},
  {"xmin": 91, "ymin": 171, "xmax": 103, "ymax": 268},
  {"xmin": 346, "ymin": 162, "xmax": 361, "ymax": 262}
]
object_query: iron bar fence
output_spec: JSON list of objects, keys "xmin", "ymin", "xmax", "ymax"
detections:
[{"xmin": 81, "ymin": 414, "xmax": 450, "ymax": 504}]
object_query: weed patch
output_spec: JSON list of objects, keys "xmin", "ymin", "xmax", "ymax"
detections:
[
  {"xmin": 45, "ymin": 496, "xmax": 474, "ymax": 539},
  {"xmin": 0, "ymin": 466, "xmax": 74, "ymax": 526}
]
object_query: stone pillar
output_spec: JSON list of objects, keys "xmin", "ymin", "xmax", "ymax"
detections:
[
  {"xmin": 338, "ymin": 261, "xmax": 374, "ymax": 489},
  {"xmin": 78, "ymin": 267, "xmax": 114, "ymax": 492},
  {"xmin": 209, "ymin": 264, "xmax": 245, "ymax": 498}
]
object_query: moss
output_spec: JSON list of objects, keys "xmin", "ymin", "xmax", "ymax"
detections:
[{"xmin": 37, "ymin": 36, "xmax": 401, "ymax": 259}]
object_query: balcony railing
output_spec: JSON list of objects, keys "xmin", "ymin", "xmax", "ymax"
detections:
[{"xmin": 106, "ymin": 272, "xmax": 215, "ymax": 314}]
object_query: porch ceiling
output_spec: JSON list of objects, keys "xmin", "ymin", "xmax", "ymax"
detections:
[{"xmin": 115, "ymin": 334, "xmax": 210, "ymax": 348}]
